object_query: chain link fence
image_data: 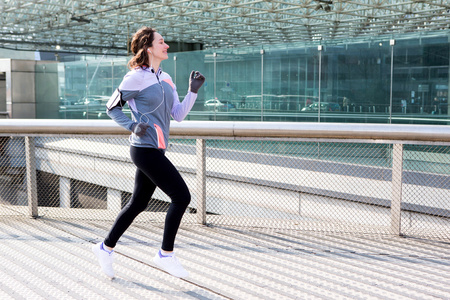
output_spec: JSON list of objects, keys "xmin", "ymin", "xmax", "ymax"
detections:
[{"xmin": 0, "ymin": 122, "xmax": 449, "ymax": 241}]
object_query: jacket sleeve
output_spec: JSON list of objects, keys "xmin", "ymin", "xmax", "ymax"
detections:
[
  {"xmin": 106, "ymin": 71, "xmax": 142, "ymax": 131},
  {"xmin": 171, "ymin": 90, "xmax": 197, "ymax": 122},
  {"xmin": 107, "ymin": 107, "xmax": 136, "ymax": 131}
]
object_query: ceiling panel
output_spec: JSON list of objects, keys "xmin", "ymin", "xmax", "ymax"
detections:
[{"xmin": 0, "ymin": 0, "xmax": 449, "ymax": 55}]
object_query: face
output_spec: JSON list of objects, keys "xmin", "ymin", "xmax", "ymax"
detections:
[{"xmin": 148, "ymin": 32, "xmax": 169, "ymax": 61}]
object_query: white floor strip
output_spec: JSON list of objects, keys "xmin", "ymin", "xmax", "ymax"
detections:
[{"xmin": 0, "ymin": 217, "xmax": 449, "ymax": 300}]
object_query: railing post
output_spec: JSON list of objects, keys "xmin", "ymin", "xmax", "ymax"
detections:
[
  {"xmin": 196, "ymin": 138, "xmax": 206, "ymax": 225},
  {"xmin": 390, "ymin": 143, "xmax": 403, "ymax": 235},
  {"xmin": 25, "ymin": 136, "xmax": 38, "ymax": 218}
]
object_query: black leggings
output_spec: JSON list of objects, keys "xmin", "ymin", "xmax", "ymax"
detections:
[{"xmin": 104, "ymin": 146, "xmax": 191, "ymax": 251}]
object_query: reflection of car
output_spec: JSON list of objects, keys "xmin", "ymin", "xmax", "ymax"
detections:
[
  {"xmin": 59, "ymin": 99, "xmax": 72, "ymax": 106},
  {"xmin": 301, "ymin": 102, "xmax": 340, "ymax": 112},
  {"xmin": 74, "ymin": 96, "xmax": 109, "ymax": 106},
  {"xmin": 59, "ymin": 96, "xmax": 79, "ymax": 106},
  {"xmin": 59, "ymin": 95, "xmax": 112, "ymax": 119},
  {"xmin": 204, "ymin": 99, "xmax": 236, "ymax": 111}
]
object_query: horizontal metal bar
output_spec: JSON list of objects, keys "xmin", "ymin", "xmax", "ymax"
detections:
[{"xmin": 0, "ymin": 119, "xmax": 449, "ymax": 142}]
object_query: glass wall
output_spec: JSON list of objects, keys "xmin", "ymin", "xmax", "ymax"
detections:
[
  {"xmin": 393, "ymin": 37, "xmax": 449, "ymax": 122},
  {"xmin": 37, "ymin": 30, "xmax": 449, "ymax": 125},
  {"xmin": 54, "ymin": 59, "xmax": 129, "ymax": 119}
]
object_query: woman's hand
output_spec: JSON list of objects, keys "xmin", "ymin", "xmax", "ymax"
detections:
[
  {"xmin": 132, "ymin": 122, "xmax": 150, "ymax": 137},
  {"xmin": 188, "ymin": 71, "xmax": 206, "ymax": 94}
]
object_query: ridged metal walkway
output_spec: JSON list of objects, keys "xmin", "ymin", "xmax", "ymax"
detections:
[{"xmin": 0, "ymin": 216, "xmax": 449, "ymax": 300}]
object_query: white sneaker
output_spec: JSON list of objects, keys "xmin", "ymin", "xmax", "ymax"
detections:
[
  {"xmin": 92, "ymin": 242, "xmax": 115, "ymax": 278},
  {"xmin": 153, "ymin": 251, "xmax": 189, "ymax": 278}
]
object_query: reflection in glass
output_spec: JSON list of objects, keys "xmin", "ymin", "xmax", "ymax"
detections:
[{"xmin": 36, "ymin": 32, "xmax": 449, "ymax": 125}]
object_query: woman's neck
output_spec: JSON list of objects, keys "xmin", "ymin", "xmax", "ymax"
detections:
[
  {"xmin": 149, "ymin": 57, "xmax": 161, "ymax": 72},
  {"xmin": 151, "ymin": 62, "xmax": 160, "ymax": 71}
]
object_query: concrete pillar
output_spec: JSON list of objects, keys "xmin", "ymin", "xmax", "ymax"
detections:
[
  {"xmin": 107, "ymin": 188, "xmax": 122, "ymax": 212},
  {"xmin": 60, "ymin": 177, "xmax": 71, "ymax": 208},
  {"xmin": 10, "ymin": 60, "xmax": 36, "ymax": 118},
  {"xmin": 0, "ymin": 59, "xmax": 57, "ymax": 119},
  {"xmin": 0, "ymin": 71, "xmax": 6, "ymax": 116}
]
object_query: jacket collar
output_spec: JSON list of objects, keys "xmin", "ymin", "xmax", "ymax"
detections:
[{"xmin": 142, "ymin": 65, "xmax": 162, "ymax": 76}]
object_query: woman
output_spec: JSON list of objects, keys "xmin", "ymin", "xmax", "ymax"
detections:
[{"xmin": 92, "ymin": 26, "xmax": 205, "ymax": 279}]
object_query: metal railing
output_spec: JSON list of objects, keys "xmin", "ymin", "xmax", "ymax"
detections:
[{"xmin": 0, "ymin": 119, "xmax": 449, "ymax": 240}]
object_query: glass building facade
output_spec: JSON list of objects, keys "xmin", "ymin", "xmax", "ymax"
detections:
[{"xmin": 38, "ymin": 30, "xmax": 450, "ymax": 125}]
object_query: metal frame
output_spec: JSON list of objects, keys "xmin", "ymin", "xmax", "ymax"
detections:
[{"xmin": 1, "ymin": 0, "xmax": 449, "ymax": 54}]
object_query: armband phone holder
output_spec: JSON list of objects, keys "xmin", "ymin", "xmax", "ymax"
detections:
[{"xmin": 106, "ymin": 88, "xmax": 125, "ymax": 110}]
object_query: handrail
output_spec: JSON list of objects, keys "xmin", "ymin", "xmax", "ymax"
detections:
[{"xmin": 0, "ymin": 119, "xmax": 449, "ymax": 142}]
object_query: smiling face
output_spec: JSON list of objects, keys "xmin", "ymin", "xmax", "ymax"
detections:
[{"xmin": 148, "ymin": 32, "xmax": 169, "ymax": 62}]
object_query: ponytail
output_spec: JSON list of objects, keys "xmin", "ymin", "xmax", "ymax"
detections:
[{"xmin": 127, "ymin": 27, "xmax": 155, "ymax": 70}]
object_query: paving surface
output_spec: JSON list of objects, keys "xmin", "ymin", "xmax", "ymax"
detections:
[{"xmin": 0, "ymin": 216, "xmax": 449, "ymax": 300}]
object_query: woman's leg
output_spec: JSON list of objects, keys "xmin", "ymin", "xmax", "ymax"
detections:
[
  {"xmin": 104, "ymin": 167, "xmax": 156, "ymax": 248},
  {"xmin": 94, "ymin": 156, "xmax": 156, "ymax": 278},
  {"xmin": 129, "ymin": 147, "xmax": 191, "ymax": 252}
]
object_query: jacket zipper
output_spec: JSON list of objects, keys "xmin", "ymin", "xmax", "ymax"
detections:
[{"xmin": 155, "ymin": 72, "xmax": 168, "ymax": 148}]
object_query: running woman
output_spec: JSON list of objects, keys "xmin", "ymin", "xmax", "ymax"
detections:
[{"xmin": 92, "ymin": 26, "xmax": 205, "ymax": 279}]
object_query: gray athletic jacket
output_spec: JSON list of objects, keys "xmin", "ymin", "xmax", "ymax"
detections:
[{"xmin": 107, "ymin": 66, "xmax": 197, "ymax": 151}]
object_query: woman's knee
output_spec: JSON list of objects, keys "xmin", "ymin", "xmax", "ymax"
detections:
[
  {"xmin": 124, "ymin": 198, "xmax": 149, "ymax": 214},
  {"xmin": 172, "ymin": 188, "xmax": 191, "ymax": 208},
  {"xmin": 184, "ymin": 191, "xmax": 191, "ymax": 207}
]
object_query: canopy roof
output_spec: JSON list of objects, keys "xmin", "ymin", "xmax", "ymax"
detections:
[{"xmin": 1, "ymin": 0, "xmax": 449, "ymax": 55}]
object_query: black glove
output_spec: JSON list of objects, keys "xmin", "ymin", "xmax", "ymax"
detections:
[
  {"xmin": 132, "ymin": 122, "xmax": 150, "ymax": 137},
  {"xmin": 188, "ymin": 71, "xmax": 205, "ymax": 94}
]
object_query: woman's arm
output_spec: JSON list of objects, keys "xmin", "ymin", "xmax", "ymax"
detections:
[
  {"xmin": 171, "ymin": 90, "xmax": 197, "ymax": 122},
  {"xmin": 106, "ymin": 71, "xmax": 142, "ymax": 131},
  {"xmin": 107, "ymin": 106, "xmax": 136, "ymax": 131},
  {"xmin": 171, "ymin": 71, "xmax": 205, "ymax": 122}
]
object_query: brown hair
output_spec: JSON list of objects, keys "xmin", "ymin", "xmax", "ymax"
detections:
[{"xmin": 127, "ymin": 27, "xmax": 156, "ymax": 70}]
